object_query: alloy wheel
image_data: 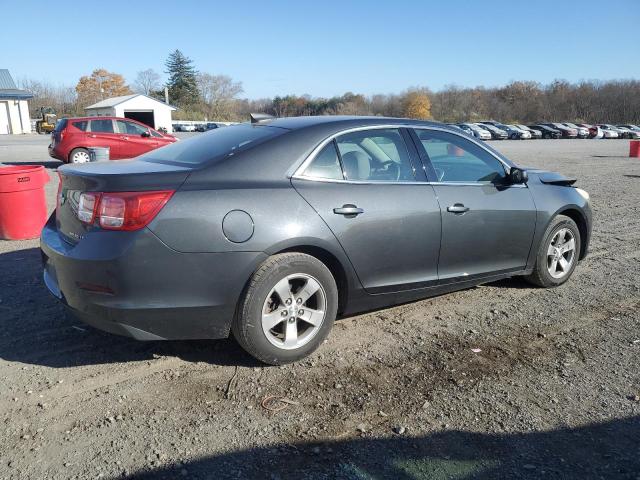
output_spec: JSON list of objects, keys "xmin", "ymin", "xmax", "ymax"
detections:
[
  {"xmin": 547, "ymin": 228, "xmax": 576, "ymax": 279},
  {"xmin": 261, "ymin": 273, "xmax": 327, "ymax": 350}
]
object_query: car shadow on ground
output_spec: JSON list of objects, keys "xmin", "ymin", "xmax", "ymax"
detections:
[
  {"xmin": 124, "ymin": 416, "xmax": 640, "ymax": 479},
  {"xmin": 2, "ymin": 160, "xmax": 62, "ymax": 169},
  {"xmin": 0, "ymin": 247, "xmax": 259, "ymax": 369}
]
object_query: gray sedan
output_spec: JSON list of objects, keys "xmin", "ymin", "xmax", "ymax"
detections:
[{"xmin": 41, "ymin": 116, "xmax": 592, "ymax": 364}]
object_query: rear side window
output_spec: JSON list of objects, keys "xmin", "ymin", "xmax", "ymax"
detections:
[
  {"xmin": 54, "ymin": 119, "xmax": 68, "ymax": 132},
  {"xmin": 142, "ymin": 124, "xmax": 285, "ymax": 165},
  {"xmin": 335, "ymin": 128, "xmax": 415, "ymax": 182},
  {"xmin": 90, "ymin": 119, "xmax": 114, "ymax": 133},
  {"xmin": 302, "ymin": 142, "xmax": 344, "ymax": 180},
  {"xmin": 71, "ymin": 120, "xmax": 88, "ymax": 131}
]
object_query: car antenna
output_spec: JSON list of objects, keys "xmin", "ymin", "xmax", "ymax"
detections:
[{"xmin": 250, "ymin": 113, "xmax": 275, "ymax": 124}]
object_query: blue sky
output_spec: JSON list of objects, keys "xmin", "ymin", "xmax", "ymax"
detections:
[{"xmin": 2, "ymin": 0, "xmax": 638, "ymax": 98}]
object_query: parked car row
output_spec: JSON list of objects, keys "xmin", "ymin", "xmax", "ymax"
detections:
[
  {"xmin": 174, "ymin": 122, "xmax": 232, "ymax": 132},
  {"xmin": 448, "ymin": 121, "xmax": 640, "ymax": 140}
]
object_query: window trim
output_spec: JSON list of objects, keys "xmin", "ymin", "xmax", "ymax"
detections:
[
  {"xmin": 293, "ymin": 125, "xmax": 422, "ymax": 184},
  {"xmin": 291, "ymin": 124, "xmax": 517, "ymax": 186}
]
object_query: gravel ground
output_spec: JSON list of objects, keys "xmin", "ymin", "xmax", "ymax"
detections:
[{"xmin": 0, "ymin": 135, "xmax": 638, "ymax": 480}]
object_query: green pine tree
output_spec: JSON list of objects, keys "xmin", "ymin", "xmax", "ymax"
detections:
[{"xmin": 165, "ymin": 49, "xmax": 199, "ymax": 108}]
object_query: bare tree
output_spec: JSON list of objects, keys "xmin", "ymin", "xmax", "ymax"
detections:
[
  {"xmin": 133, "ymin": 69, "xmax": 162, "ymax": 95},
  {"xmin": 196, "ymin": 73, "xmax": 243, "ymax": 120}
]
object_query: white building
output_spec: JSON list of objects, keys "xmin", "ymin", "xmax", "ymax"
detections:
[
  {"xmin": 0, "ymin": 69, "xmax": 33, "ymax": 135},
  {"xmin": 85, "ymin": 94, "xmax": 176, "ymax": 133}
]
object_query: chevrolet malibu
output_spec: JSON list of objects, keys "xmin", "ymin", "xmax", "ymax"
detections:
[{"xmin": 41, "ymin": 116, "xmax": 592, "ymax": 364}]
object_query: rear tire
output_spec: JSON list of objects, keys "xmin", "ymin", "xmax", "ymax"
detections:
[
  {"xmin": 232, "ymin": 253, "xmax": 338, "ymax": 365},
  {"xmin": 69, "ymin": 148, "xmax": 90, "ymax": 164},
  {"xmin": 525, "ymin": 215, "xmax": 581, "ymax": 288}
]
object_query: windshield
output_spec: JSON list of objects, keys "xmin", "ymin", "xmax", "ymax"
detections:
[{"xmin": 142, "ymin": 124, "xmax": 286, "ymax": 165}]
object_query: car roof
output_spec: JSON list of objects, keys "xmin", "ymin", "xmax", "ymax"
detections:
[
  {"xmin": 61, "ymin": 116, "xmax": 143, "ymax": 122},
  {"xmin": 258, "ymin": 115, "xmax": 446, "ymax": 131}
]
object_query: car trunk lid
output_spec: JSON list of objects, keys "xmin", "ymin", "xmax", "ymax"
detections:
[{"xmin": 56, "ymin": 159, "xmax": 192, "ymax": 244}]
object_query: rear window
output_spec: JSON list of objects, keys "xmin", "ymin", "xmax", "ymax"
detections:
[
  {"xmin": 54, "ymin": 119, "xmax": 68, "ymax": 132},
  {"xmin": 71, "ymin": 120, "xmax": 88, "ymax": 131},
  {"xmin": 142, "ymin": 124, "xmax": 286, "ymax": 165}
]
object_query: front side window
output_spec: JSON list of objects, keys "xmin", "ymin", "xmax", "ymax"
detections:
[
  {"xmin": 90, "ymin": 119, "xmax": 114, "ymax": 133},
  {"xmin": 116, "ymin": 120, "xmax": 148, "ymax": 135},
  {"xmin": 335, "ymin": 128, "xmax": 414, "ymax": 182},
  {"xmin": 302, "ymin": 142, "xmax": 344, "ymax": 180},
  {"xmin": 414, "ymin": 129, "xmax": 506, "ymax": 183}
]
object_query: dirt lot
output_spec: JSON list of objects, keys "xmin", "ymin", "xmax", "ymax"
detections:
[{"xmin": 0, "ymin": 135, "xmax": 639, "ymax": 480}]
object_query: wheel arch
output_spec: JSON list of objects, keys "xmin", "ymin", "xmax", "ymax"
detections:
[
  {"xmin": 555, "ymin": 207, "xmax": 589, "ymax": 260},
  {"xmin": 272, "ymin": 244, "xmax": 351, "ymax": 315}
]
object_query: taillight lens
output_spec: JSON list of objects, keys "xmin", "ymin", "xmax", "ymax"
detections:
[
  {"xmin": 76, "ymin": 190, "xmax": 174, "ymax": 231},
  {"xmin": 78, "ymin": 192, "xmax": 101, "ymax": 224}
]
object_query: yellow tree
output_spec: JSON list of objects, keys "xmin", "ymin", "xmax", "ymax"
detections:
[
  {"xmin": 402, "ymin": 91, "xmax": 432, "ymax": 119},
  {"xmin": 76, "ymin": 69, "xmax": 132, "ymax": 106}
]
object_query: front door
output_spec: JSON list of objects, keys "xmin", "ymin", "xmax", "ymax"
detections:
[
  {"xmin": 292, "ymin": 127, "xmax": 441, "ymax": 294},
  {"xmin": 115, "ymin": 119, "xmax": 159, "ymax": 158},
  {"xmin": 411, "ymin": 128, "xmax": 537, "ymax": 282}
]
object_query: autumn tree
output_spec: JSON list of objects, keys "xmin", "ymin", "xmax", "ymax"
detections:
[
  {"xmin": 402, "ymin": 90, "xmax": 432, "ymax": 119},
  {"xmin": 75, "ymin": 69, "xmax": 132, "ymax": 107},
  {"xmin": 133, "ymin": 69, "xmax": 161, "ymax": 95},
  {"xmin": 165, "ymin": 50, "xmax": 199, "ymax": 108}
]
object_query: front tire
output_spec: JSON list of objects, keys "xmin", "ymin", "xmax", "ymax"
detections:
[
  {"xmin": 232, "ymin": 253, "xmax": 338, "ymax": 365},
  {"xmin": 525, "ymin": 215, "xmax": 581, "ymax": 288}
]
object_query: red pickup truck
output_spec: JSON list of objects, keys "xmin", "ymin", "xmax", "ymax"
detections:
[{"xmin": 49, "ymin": 116, "xmax": 177, "ymax": 163}]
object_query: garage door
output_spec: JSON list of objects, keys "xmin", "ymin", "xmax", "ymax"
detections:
[
  {"xmin": 0, "ymin": 102, "xmax": 9, "ymax": 135},
  {"xmin": 124, "ymin": 111, "xmax": 155, "ymax": 129}
]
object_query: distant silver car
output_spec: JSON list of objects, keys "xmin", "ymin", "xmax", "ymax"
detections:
[
  {"xmin": 457, "ymin": 123, "xmax": 492, "ymax": 140},
  {"xmin": 615, "ymin": 125, "xmax": 640, "ymax": 139},
  {"xmin": 516, "ymin": 124, "xmax": 542, "ymax": 139},
  {"xmin": 502, "ymin": 124, "xmax": 532, "ymax": 140}
]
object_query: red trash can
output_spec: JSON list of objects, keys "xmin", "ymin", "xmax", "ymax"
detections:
[
  {"xmin": 0, "ymin": 165, "xmax": 50, "ymax": 240},
  {"xmin": 630, "ymin": 140, "xmax": 640, "ymax": 158}
]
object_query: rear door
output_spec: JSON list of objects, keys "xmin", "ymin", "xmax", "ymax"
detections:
[
  {"xmin": 115, "ymin": 120, "xmax": 159, "ymax": 158},
  {"xmin": 292, "ymin": 127, "xmax": 442, "ymax": 293},
  {"xmin": 411, "ymin": 128, "xmax": 536, "ymax": 282},
  {"xmin": 88, "ymin": 119, "xmax": 121, "ymax": 158}
]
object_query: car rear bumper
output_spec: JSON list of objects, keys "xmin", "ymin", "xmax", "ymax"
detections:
[
  {"xmin": 48, "ymin": 145, "xmax": 66, "ymax": 162},
  {"xmin": 40, "ymin": 214, "xmax": 266, "ymax": 340}
]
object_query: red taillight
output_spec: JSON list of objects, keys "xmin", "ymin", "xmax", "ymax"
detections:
[{"xmin": 76, "ymin": 190, "xmax": 174, "ymax": 231}]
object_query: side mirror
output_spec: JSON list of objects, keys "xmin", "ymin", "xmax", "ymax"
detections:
[
  {"xmin": 509, "ymin": 167, "xmax": 528, "ymax": 184},
  {"xmin": 141, "ymin": 131, "xmax": 151, "ymax": 138}
]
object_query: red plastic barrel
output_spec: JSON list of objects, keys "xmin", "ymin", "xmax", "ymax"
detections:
[
  {"xmin": 630, "ymin": 140, "xmax": 640, "ymax": 158},
  {"xmin": 0, "ymin": 165, "xmax": 50, "ymax": 240}
]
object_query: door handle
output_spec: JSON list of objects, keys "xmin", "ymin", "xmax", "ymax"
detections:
[
  {"xmin": 120, "ymin": 136, "xmax": 129, "ymax": 140},
  {"xmin": 88, "ymin": 134, "xmax": 96, "ymax": 138},
  {"xmin": 333, "ymin": 204, "xmax": 364, "ymax": 216},
  {"xmin": 447, "ymin": 203, "xmax": 469, "ymax": 214}
]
